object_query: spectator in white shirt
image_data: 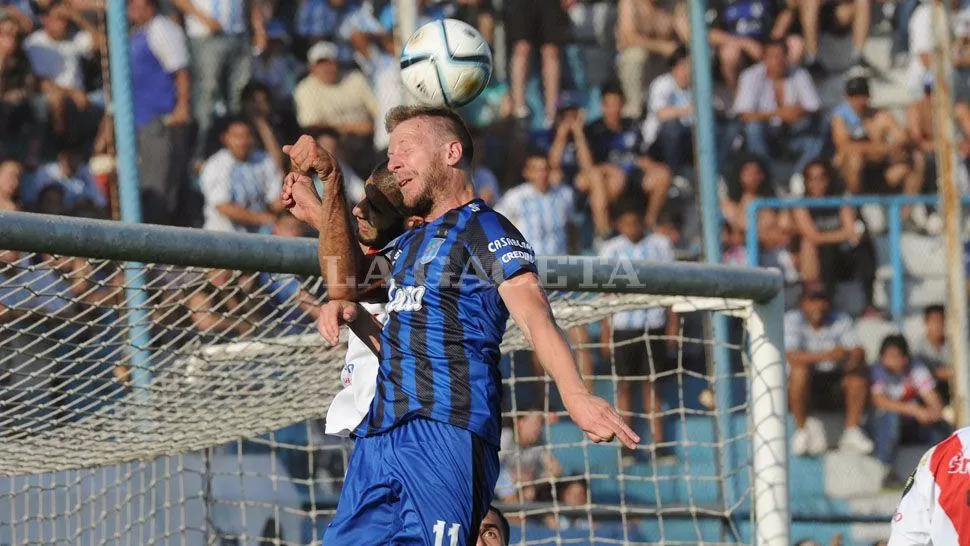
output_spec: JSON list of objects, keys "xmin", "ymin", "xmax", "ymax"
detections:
[
  {"xmin": 598, "ymin": 194, "xmax": 679, "ymax": 466},
  {"xmin": 128, "ymin": 0, "xmax": 192, "ymax": 226},
  {"xmin": 733, "ymin": 39, "xmax": 823, "ymax": 179},
  {"xmin": 495, "ymin": 149, "xmax": 577, "ymax": 256},
  {"xmin": 294, "ymin": 40, "xmax": 379, "ymax": 176},
  {"xmin": 199, "ymin": 117, "xmax": 283, "ymax": 233},
  {"xmin": 171, "ymin": 0, "xmax": 266, "ymax": 161},
  {"xmin": 24, "ymin": 2, "xmax": 100, "ymax": 136},
  {"xmin": 784, "ymin": 284, "xmax": 872, "ymax": 457},
  {"xmin": 643, "ymin": 46, "xmax": 694, "ymax": 175}
]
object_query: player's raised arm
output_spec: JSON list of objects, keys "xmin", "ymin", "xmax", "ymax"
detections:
[
  {"xmin": 282, "ymin": 136, "xmax": 370, "ymax": 300},
  {"xmin": 498, "ymin": 272, "xmax": 640, "ymax": 450}
]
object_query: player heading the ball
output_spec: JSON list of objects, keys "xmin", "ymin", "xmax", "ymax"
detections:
[{"xmin": 282, "ymin": 105, "xmax": 637, "ymax": 545}]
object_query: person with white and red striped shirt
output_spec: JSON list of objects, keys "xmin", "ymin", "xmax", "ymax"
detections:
[{"xmin": 889, "ymin": 426, "xmax": 970, "ymax": 545}]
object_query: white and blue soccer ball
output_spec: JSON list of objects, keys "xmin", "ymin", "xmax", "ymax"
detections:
[{"xmin": 400, "ymin": 18, "xmax": 492, "ymax": 108}]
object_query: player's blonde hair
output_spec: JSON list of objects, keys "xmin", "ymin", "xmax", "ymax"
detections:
[{"xmin": 384, "ymin": 105, "xmax": 474, "ymax": 170}]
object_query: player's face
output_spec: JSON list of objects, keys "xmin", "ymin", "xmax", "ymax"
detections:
[
  {"xmin": 352, "ymin": 179, "xmax": 408, "ymax": 247},
  {"xmin": 476, "ymin": 510, "xmax": 506, "ymax": 546},
  {"xmin": 388, "ymin": 118, "xmax": 449, "ymax": 216}
]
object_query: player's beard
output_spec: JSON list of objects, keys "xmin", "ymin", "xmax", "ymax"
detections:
[{"xmin": 406, "ymin": 155, "xmax": 449, "ymax": 218}]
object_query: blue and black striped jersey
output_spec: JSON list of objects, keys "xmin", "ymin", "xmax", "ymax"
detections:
[{"xmin": 356, "ymin": 199, "xmax": 537, "ymax": 446}]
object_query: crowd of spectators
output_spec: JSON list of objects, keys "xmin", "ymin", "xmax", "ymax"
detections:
[{"xmin": 2, "ymin": 0, "xmax": 969, "ymax": 511}]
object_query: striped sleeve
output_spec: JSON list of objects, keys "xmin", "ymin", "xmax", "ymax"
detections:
[{"xmin": 468, "ymin": 210, "xmax": 537, "ymax": 286}]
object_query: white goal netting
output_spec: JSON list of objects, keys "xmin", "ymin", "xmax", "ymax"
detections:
[{"xmin": 0, "ymin": 246, "xmax": 786, "ymax": 546}]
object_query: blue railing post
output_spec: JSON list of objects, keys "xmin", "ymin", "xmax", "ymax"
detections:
[
  {"xmin": 106, "ymin": 0, "xmax": 153, "ymax": 411},
  {"xmin": 888, "ymin": 199, "xmax": 905, "ymax": 324},
  {"xmin": 688, "ymin": 0, "xmax": 740, "ymax": 523},
  {"xmin": 746, "ymin": 202, "xmax": 761, "ymax": 268}
]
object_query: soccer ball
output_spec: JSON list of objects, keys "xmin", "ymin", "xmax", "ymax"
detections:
[{"xmin": 400, "ymin": 18, "xmax": 492, "ymax": 108}]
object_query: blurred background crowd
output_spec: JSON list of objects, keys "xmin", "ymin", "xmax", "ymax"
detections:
[{"xmin": 0, "ymin": 0, "xmax": 968, "ymax": 541}]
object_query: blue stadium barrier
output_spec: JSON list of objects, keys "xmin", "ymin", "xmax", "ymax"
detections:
[{"xmin": 746, "ymin": 194, "xmax": 970, "ymax": 322}]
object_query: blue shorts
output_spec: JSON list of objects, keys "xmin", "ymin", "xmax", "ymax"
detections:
[{"xmin": 325, "ymin": 418, "xmax": 499, "ymax": 545}]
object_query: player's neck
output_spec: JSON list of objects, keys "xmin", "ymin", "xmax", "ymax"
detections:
[{"xmin": 424, "ymin": 195, "xmax": 468, "ymax": 223}]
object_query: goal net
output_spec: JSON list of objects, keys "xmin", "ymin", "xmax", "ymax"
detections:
[{"xmin": 0, "ymin": 213, "xmax": 787, "ymax": 546}]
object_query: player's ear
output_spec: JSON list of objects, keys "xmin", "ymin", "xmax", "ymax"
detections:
[{"xmin": 444, "ymin": 140, "xmax": 463, "ymax": 167}]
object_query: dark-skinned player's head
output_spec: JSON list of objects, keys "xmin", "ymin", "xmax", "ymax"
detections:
[
  {"xmin": 477, "ymin": 505, "xmax": 510, "ymax": 546},
  {"xmin": 352, "ymin": 160, "xmax": 423, "ymax": 249}
]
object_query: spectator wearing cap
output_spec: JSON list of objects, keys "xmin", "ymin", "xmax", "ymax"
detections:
[
  {"xmin": 24, "ymin": 1, "xmax": 103, "ymax": 138},
  {"xmin": 127, "ymin": 0, "xmax": 192, "ymax": 226},
  {"xmin": 784, "ymin": 283, "xmax": 872, "ymax": 458},
  {"xmin": 251, "ymin": 19, "xmax": 302, "ymax": 108},
  {"xmin": 503, "ymin": 0, "xmax": 572, "ymax": 124},
  {"xmin": 832, "ymin": 76, "xmax": 922, "ymax": 197},
  {"xmin": 294, "ymin": 40, "xmax": 379, "ymax": 176},
  {"xmin": 199, "ymin": 116, "xmax": 283, "ymax": 234},
  {"xmin": 642, "ymin": 46, "xmax": 694, "ymax": 176},
  {"xmin": 733, "ymin": 38, "xmax": 823, "ymax": 182},
  {"xmin": 614, "ymin": 0, "xmax": 687, "ymax": 119},
  {"xmin": 171, "ymin": 0, "xmax": 266, "ymax": 161}
]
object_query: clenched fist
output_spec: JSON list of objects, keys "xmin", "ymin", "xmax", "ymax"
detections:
[
  {"xmin": 281, "ymin": 171, "xmax": 322, "ymax": 227},
  {"xmin": 283, "ymin": 135, "xmax": 338, "ymax": 179}
]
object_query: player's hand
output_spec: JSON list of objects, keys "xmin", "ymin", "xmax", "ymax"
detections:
[
  {"xmin": 562, "ymin": 391, "xmax": 640, "ymax": 450},
  {"xmin": 281, "ymin": 171, "xmax": 321, "ymax": 226},
  {"xmin": 317, "ymin": 300, "xmax": 359, "ymax": 346},
  {"xmin": 283, "ymin": 135, "xmax": 337, "ymax": 179}
]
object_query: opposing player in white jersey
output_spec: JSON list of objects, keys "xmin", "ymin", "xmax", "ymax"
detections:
[
  {"xmin": 317, "ymin": 162, "xmax": 423, "ymax": 436},
  {"xmin": 889, "ymin": 426, "xmax": 970, "ymax": 545}
]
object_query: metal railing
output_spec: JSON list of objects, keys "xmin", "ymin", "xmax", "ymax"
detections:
[{"xmin": 746, "ymin": 195, "xmax": 970, "ymax": 322}]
